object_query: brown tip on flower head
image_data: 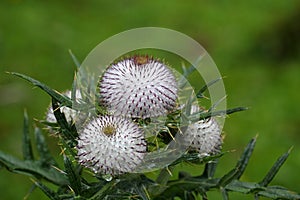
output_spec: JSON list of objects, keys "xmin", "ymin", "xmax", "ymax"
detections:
[
  {"xmin": 77, "ymin": 115, "xmax": 146, "ymax": 175},
  {"xmin": 133, "ymin": 55, "xmax": 150, "ymax": 65},
  {"xmin": 99, "ymin": 55, "xmax": 178, "ymax": 119}
]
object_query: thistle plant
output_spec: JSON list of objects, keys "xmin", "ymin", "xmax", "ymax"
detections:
[{"xmin": 1, "ymin": 53, "xmax": 299, "ymax": 200}]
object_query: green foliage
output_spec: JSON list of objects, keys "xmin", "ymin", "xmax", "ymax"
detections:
[{"xmin": 0, "ymin": 71, "xmax": 299, "ymax": 199}]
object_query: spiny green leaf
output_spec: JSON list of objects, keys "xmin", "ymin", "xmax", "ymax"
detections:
[
  {"xmin": 218, "ymin": 137, "xmax": 256, "ymax": 187},
  {"xmin": 235, "ymin": 136, "xmax": 257, "ymax": 180},
  {"xmin": 183, "ymin": 65, "xmax": 196, "ymax": 78},
  {"xmin": 114, "ymin": 174, "xmax": 154, "ymax": 199},
  {"xmin": 200, "ymin": 192, "xmax": 208, "ymax": 200},
  {"xmin": 221, "ymin": 187, "xmax": 229, "ymax": 200},
  {"xmin": 200, "ymin": 160, "xmax": 219, "ymax": 179},
  {"xmin": 22, "ymin": 110, "xmax": 34, "ymax": 161},
  {"xmin": 198, "ymin": 107, "xmax": 248, "ymax": 120},
  {"xmin": 180, "ymin": 65, "xmax": 196, "ymax": 82},
  {"xmin": 197, "ymin": 77, "xmax": 222, "ymax": 98},
  {"xmin": 52, "ymin": 98, "xmax": 70, "ymax": 132},
  {"xmin": 156, "ymin": 165, "xmax": 175, "ymax": 186},
  {"xmin": 34, "ymin": 180, "xmax": 60, "ymax": 200},
  {"xmin": 0, "ymin": 151, "xmax": 68, "ymax": 185},
  {"xmin": 178, "ymin": 64, "xmax": 196, "ymax": 89},
  {"xmin": 257, "ymin": 187, "xmax": 300, "ymax": 199},
  {"xmin": 64, "ymin": 155, "xmax": 82, "ymax": 195},
  {"xmin": 218, "ymin": 168, "xmax": 240, "ymax": 187},
  {"xmin": 153, "ymin": 178, "xmax": 217, "ymax": 199},
  {"xmin": 226, "ymin": 180, "xmax": 300, "ymax": 199},
  {"xmin": 80, "ymin": 180, "xmax": 107, "ymax": 199},
  {"xmin": 133, "ymin": 184, "xmax": 151, "ymax": 200},
  {"xmin": 60, "ymin": 139, "xmax": 77, "ymax": 158},
  {"xmin": 170, "ymin": 152, "xmax": 224, "ymax": 167},
  {"xmin": 259, "ymin": 147, "xmax": 292, "ymax": 187},
  {"xmin": 257, "ymin": 185, "xmax": 300, "ymax": 199},
  {"xmin": 34, "ymin": 127, "xmax": 57, "ymax": 167},
  {"xmin": 69, "ymin": 49, "xmax": 81, "ymax": 69},
  {"xmin": 208, "ymin": 96, "xmax": 227, "ymax": 113},
  {"xmin": 89, "ymin": 179, "xmax": 117, "ymax": 200},
  {"xmin": 9, "ymin": 72, "xmax": 72, "ymax": 107},
  {"xmin": 52, "ymin": 98, "xmax": 78, "ymax": 144},
  {"xmin": 225, "ymin": 180, "xmax": 263, "ymax": 194}
]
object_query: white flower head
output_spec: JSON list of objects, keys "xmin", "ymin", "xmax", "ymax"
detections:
[
  {"xmin": 77, "ymin": 115, "xmax": 146, "ymax": 175},
  {"xmin": 184, "ymin": 105, "xmax": 222, "ymax": 156},
  {"xmin": 99, "ymin": 55, "xmax": 178, "ymax": 119}
]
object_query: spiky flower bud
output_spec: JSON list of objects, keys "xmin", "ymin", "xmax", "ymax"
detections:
[
  {"xmin": 77, "ymin": 115, "xmax": 146, "ymax": 175},
  {"xmin": 185, "ymin": 105, "xmax": 222, "ymax": 156},
  {"xmin": 99, "ymin": 55, "xmax": 178, "ymax": 119}
]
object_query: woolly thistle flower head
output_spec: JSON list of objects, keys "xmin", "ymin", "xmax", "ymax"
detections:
[
  {"xmin": 98, "ymin": 55, "xmax": 178, "ymax": 119},
  {"xmin": 77, "ymin": 115, "xmax": 146, "ymax": 175},
  {"xmin": 184, "ymin": 105, "xmax": 223, "ymax": 156}
]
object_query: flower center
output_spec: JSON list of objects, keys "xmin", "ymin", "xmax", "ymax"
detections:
[{"xmin": 102, "ymin": 125, "xmax": 116, "ymax": 136}]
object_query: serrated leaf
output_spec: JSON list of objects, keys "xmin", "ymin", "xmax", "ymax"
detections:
[
  {"xmin": 64, "ymin": 155, "xmax": 81, "ymax": 195},
  {"xmin": 259, "ymin": 148, "xmax": 291, "ymax": 187},
  {"xmin": 34, "ymin": 181, "xmax": 60, "ymax": 200},
  {"xmin": 9, "ymin": 72, "xmax": 72, "ymax": 108},
  {"xmin": 22, "ymin": 110, "xmax": 34, "ymax": 161},
  {"xmin": 0, "ymin": 151, "xmax": 68, "ymax": 185},
  {"xmin": 34, "ymin": 127, "xmax": 57, "ymax": 167}
]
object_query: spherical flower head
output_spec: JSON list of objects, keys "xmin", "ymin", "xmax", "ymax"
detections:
[
  {"xmin": 184, "ymin": 105, "xmax": 222, "ymax": 156},
  {"xmin": 45, "ymin": 90, "xmax": 82, "ymax": 124},
  {"xmin": 77, "ymin": 115, "xmax": 146, "ymax": 175},
  {"xmin": 99, "ymin": 55, "xmax": 178, "ymax": 119}
]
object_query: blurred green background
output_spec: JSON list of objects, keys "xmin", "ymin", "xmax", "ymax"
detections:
[{"xmin": 1, "ymin": 0, "xmax": 300, "ymax": 199}]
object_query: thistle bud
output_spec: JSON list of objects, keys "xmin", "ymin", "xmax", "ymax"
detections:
[{"xmin": 99, "ymin": 55, "xmax": 178, "ymax": 119}]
